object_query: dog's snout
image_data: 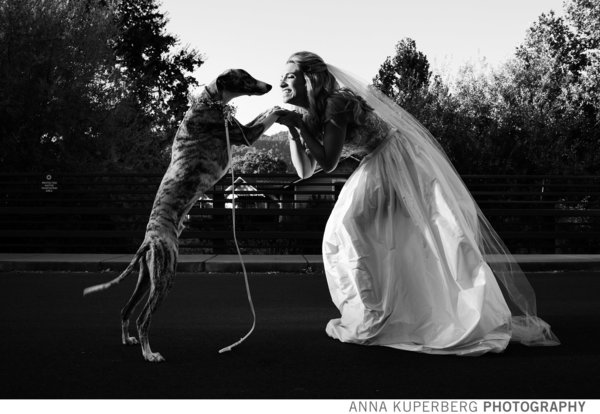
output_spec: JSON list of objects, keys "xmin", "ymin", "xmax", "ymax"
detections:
[{"xmin": 253, "ymin": 81, "xmax": 271, "ymax": 96}]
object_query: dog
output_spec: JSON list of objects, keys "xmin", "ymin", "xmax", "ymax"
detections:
[{"xmin": 83, "ymin": 69, "xmax": 281, "ymax": 362}]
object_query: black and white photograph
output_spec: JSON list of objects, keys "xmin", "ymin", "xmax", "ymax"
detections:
[{"xmin": 1, "ymin": 0, "xmax": 599, "ymax": 412}]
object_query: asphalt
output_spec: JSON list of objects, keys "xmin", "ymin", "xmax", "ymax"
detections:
[{"xmin": 0, "ymin": 266, "xmax": 599, "ymax": 399}]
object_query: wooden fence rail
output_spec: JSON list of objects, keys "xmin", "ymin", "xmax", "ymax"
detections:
[{"xmin": 1, "ymin": 173, "xmax": 599, "ymax": 254}]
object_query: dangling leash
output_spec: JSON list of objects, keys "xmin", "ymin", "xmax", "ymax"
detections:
[{"xmin": 218, "ymin": 109, "xmax": 255, "ymax": 354}]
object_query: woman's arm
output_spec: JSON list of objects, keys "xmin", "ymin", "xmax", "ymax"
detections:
[
  {"xmin": 276, "ymin": 108, "xmax": 347, "ymax": 177},
  {"xmin": 297, "ymin": 118, "xmax": 346, "ymax": 174},
  {"xmin": 288, "ymin": 126, "xmax": 317, "ymax": 179}
]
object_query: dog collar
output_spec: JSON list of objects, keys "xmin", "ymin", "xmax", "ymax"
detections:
[
  {"xmin": 200, "ymin": 87, "xmax": 250, "ymax": 146},
  {"xmin": 203, "ymin": 84, "xmax": 219, "ymax": 101},
  {"xmin": 196, "ymin": 88, "xmax": 237, "ymax": 121},
  {"xmin": 198, "ymin": 88, "xmax": 226, "ymax": 111}
]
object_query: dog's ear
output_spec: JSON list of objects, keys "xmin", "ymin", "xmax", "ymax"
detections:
[
  {"xmin": 216, "ymin": 70, "xmax": 233, "ymax": 92},
  {"xmin": 216, "ymin": 75, "xmax": 225, "ymax": 92}
]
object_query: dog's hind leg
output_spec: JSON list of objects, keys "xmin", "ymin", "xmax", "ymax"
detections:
[
  {"xmin": 136, "ymin": 243, "xmax": 176, "ymax": 362},
  {"xmin": 120, "ymin": 257, "xmax": 150, "ymax": 346}
]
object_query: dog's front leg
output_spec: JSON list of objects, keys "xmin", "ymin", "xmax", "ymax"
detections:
[{"xmin": 229, "ymin": 106, "xmax": 283, "ymax": 145}]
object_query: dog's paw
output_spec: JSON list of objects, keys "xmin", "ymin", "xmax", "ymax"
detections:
[
  {"xmin": 144, "ymin": 352, "xmax": 166, "ymax": 363},
  {"xmin": 122, "ymin": 336, "xmax": 139, "ymax": 346}
]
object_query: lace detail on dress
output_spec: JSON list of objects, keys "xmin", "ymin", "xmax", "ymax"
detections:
[
  {"xmin": 324, "ymin": 91, "xmax": 392, "ymax": 158},
  {"xmin": 342, "ymin": 112, "xmax": 391, "ymax": 157}
]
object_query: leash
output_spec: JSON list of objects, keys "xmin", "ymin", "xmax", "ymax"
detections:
[{"xmin": 218, "ymin": 112, "xmax": 256, "ymax": 354}]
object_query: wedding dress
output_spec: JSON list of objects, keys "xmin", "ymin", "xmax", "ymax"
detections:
[{"xmin": 322, "ymin": 65, "xmax": 560, "ymax": 355}]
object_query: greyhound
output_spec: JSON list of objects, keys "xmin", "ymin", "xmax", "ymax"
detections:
[{"xmin": 83, "ymin": 69, "xmax": 281, "ymax": 362}]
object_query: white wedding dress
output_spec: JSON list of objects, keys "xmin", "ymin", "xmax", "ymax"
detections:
[{"xmin": 321, "ymin": 65, "xmax": 560, "ymax": 355}]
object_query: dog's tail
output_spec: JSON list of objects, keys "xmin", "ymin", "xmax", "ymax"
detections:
[{"xmin": 83, "ymin": 244, "xmax": 149, "ymax": 296}]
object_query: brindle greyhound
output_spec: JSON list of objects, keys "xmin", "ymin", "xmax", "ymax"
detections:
[{"xmin": 83, "ymin": 69, "xmax": 281, "ymax": 362}]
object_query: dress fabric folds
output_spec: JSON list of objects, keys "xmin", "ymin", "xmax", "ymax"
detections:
[{"xmin": 322, "ymin": 129, "xmax": 554, "ymax": 355}]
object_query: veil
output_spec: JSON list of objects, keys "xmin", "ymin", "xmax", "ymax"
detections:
[{"xmin": 327, "ymin": 64, "xmax": 560, "ymax": 346}]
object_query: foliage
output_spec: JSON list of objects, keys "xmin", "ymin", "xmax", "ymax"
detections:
[
  {"xmin": 231, "ymin": 146, "xmax": 288, "ymax": 174},
  {"xmin": 2, "ymin": 0, "xmax": 598, "ymax": 176},
  {"xmin": 251, "ymin": 132, "xmax": 294, "ymax": 172},
  {"xmin": 372, "ymin": 0, "xmax": 600, "ymax": 175},
  {"xmin": 501, "ymin": 1, "xmax": 600, "ymax": 174},
  {"xmin": 0, "ymin": 0, "xmax": 114, "ymax": 171},
  {"xmin": 113, "ymin": 0, "xmax": 204, "ymax": 134},
  {"xmin": 373, "ymin": 38, "xmax": 431, "ymax": 110},
  {"xmin": 0, "ymin": 0, "xmax": 203, "ymax": 173}
]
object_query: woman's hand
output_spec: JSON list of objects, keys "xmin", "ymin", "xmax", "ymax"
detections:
[
  {"xmin": 274, "ymin": 108, "xmax": 303, "ymax": 130},
  {"xmin": 271, "ymin": 108, "xmax": 316, "ymax": 178}
]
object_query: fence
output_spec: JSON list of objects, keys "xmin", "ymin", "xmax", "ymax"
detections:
[{"xmin": 1, "ymin": 173, "xmax": 599, "ymax": 254}]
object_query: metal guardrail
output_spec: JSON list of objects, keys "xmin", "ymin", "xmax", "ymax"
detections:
[{"xmin": 1, "ymin": 173, "xmax": 599, "ymax": 254}]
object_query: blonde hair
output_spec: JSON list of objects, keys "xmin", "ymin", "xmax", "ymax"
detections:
[{"xmin": 286, "ymin": 51, "xmax": 371, "ymax": 136}]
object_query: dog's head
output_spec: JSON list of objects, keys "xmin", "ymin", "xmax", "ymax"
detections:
[{"xmin": 216, "ymin": 69, "xmax": 272, "ymax": 101}]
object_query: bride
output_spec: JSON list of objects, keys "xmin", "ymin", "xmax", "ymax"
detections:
[{"xmin": 274, "ymin": 51, "xmax": 559, "ymax": 355}]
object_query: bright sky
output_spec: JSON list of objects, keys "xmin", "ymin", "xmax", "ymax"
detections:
[{"xmin": 159, "ymin": 0, "xmax": 566, "ymax": 131}]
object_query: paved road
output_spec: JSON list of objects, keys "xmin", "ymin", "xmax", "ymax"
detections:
[{"xmin": 0, "ymin": 271, "xmax": 598, "ymax": 399}]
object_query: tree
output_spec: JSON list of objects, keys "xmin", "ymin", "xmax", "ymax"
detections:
[
  {"xmin": 0, "ymin": 0, "xmax": 205, "ymax": 173},
  {"xmin": 252, "ymin": 132, "xmax": 294, "ymax": 172},
  {"xmin": 0, "ymin": 0, "xmax": 118, "ymax": 171},
  {"xmin": 372, "ymin": 38, "xmax": 482, "ymax": 173},
  {"xmin": 566, "ymin": 0, "xmax": 600, "ymax": 51},
  {"xmin": 502, "ymin": 1, "xmax": 600, "ymax": 174},
  {"xmin": 97, "ymin": 0, "xmax": 205, "ymax": 172},
  {"xmin": 371, "ymin": 1, "xmax": 600, "ymax": 175},
  {"xmin": 112, "ymin": 0, "xmax": 204, "ymax": 134},
  {"xmin": 373, "ymin": 38, "xmax": 431, "ymax": 110},
  {"xmin": 231, "ymin": 147, "xmax": 288, "ymax": 174},
  {"xmin": 565, "ymin": 0, "xmax": 600, "ymax": 126}
]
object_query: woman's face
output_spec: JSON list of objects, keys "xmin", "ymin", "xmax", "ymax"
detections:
[{"xmin": 280, "ymin": 62, "xmax": 308, "ymax": 107}]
